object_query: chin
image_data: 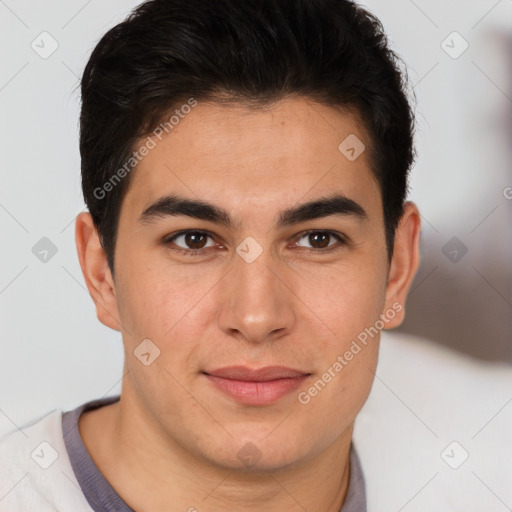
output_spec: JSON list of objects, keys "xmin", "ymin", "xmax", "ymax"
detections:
[{"xmin": 201, "ymin": 434, "xmax": 314, "ymax": 474}]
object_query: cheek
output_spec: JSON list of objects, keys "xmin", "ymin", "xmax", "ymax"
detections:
[
  {"xmin": 113, "ymin": 267, "xmax": 160, "ymax": 338},
  {"xmin": 114, "ymin": 245, "xmax": 182, "ymax": 330},
  {"xmin": 292, "ymin": 256, "xmax": 387, "ymax": 348},
  {"xmin": 296, "ymin": 292, "xmax": 381, "ymax": 432},
  {"xmin": 292, "ymin": 334, "xmax": 380, "ymax": 460},
  {"xmin": 299, "ymin": 255, "xmax": 386, "ymax": 427},
  {"xmin": 319, "ymin": 342, "xmax": 379, "ymax": 433},
  {"xmin": 113, "ymin": 255, "xmax": 218, "ymax": 363}
]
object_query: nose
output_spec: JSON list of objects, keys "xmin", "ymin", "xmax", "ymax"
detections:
[{"xmin": 216, "ymin": 242, "xmax": 296, "ymax": 345}]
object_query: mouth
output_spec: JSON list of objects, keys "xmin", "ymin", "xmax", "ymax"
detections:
[{"xmin": 202, "ymin": 366, "xmax": 311, "ymax": 406}]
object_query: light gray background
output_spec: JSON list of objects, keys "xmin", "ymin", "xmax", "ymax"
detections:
[{"xmin": 1, "ymin": 0, "xmax": 511, "ymax": 436}]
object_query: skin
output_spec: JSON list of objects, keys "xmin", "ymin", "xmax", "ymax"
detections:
[{"xmin": 75, "ymin": 97, "xmax": 421, "ymax": 511}]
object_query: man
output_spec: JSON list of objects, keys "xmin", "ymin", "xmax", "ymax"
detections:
[{"xmin": 2, "ymin": 0, "xmax": 507, "ymax": 510}]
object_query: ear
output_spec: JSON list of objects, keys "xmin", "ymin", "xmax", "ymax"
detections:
[
  {"xmin": 75, "ymin": 212, "xmax": 121, "ymax": 331},
  {"xmin": 382, "ymin": 201, "xmax": 421, "ymax": 328}
]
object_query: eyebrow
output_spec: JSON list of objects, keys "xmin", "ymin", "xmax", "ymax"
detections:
[{"xmin": 138, "ymin": 193, "xmax": 368, "ymax": 229}]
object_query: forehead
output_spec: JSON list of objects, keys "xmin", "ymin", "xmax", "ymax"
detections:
[{"xmin": 121, "ymin": 97, "xmax": 381, "ymax": 224}]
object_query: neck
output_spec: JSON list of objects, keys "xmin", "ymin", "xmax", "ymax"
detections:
[{"xmin": 79, "ymin": 392, "xmax": 353, "ymax": 512}]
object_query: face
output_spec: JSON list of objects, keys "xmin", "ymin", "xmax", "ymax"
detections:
[{"xmin": 88, "ymin": 97, "xmax": 408, "ymax": 471}]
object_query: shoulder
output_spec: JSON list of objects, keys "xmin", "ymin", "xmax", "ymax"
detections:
[
  {"xmin": 353, "ymin": 331, "xmax": 512, "ymax": 511},
  {"xmin": 0, "ymin": 408, "xmax": 92, "ymax": 512}
]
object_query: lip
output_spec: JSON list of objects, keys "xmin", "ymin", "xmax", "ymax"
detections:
[
  {"xmin": 203, "ymin": 366, "xmax": 311, "ymax": 406},
  {"xmin": 205, "ymin": 365, "xmax": 309, "ymax": 381}
]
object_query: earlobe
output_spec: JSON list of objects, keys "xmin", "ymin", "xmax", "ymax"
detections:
[
  {"xmin": 382, "ymin": 201, "xmax": 421, "ymax": 329},
  {"xmin": 75, "ymin": 212, "xmax": 122, "ymax": 332}
]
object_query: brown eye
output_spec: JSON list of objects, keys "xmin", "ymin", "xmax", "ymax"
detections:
[
  {"xmin": 309, "ymin": 232, "xmax": 330, "ymax": 249},
  {"xmin": 296, "ymin": 231, "xmax": 345, "ymax": 250},
  {"xmin": 165, "ymin": 230, "xmax": 216, "ymax": 252},
  {"xmin": 183, "ymin": 232, "xmax": 208, "ymax": 249}
]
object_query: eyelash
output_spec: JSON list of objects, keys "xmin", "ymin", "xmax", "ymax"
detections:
[{"xmin": 162, "ymin": 229, "xmax": 348, "ymax": 257}]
